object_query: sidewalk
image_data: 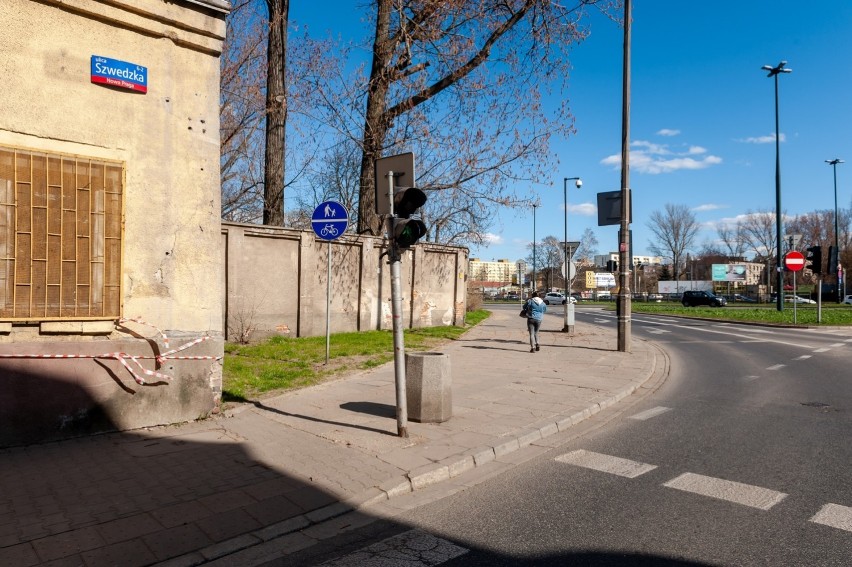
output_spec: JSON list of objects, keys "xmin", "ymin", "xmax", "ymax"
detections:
[{"xmin": 0, "ymin": 308, "xmax": 665, "ymax": 567}]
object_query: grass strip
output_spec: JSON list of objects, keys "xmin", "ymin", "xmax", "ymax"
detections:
[{"xmin": 223, "ymin": 309, "xmax": 491, "ymax": 403}]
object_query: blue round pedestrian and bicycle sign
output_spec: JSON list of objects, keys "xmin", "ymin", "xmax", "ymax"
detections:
[{"xmin": 312, "ymin": 200, "xmax": 349, "ymax": 241}]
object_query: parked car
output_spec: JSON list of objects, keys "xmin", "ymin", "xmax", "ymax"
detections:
[
  {"xmin": 506, "ymin": 292, "xmax": 520, "ymax": 300},
  {"xmin": 543, "ymin": 292, "xmax": 568, "ymax": 305},
  {"xmin": 786, "ymin": 295, "xmax": 816, "ymax": 304},
  {"xmin": 732, "ymin": 293, "xmax": 756, "ymax": 303},
  {"xmin": 681, "ymin": 290, "xmax": 727, "ymax": 307},
  {"xmin": 844, "ymin": 295, "xmax": 852, "ymax": 305}
]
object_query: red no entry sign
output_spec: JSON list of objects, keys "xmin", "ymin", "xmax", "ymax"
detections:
[{"xmin": 785, "ymin": 250, "xmax": 805, "ymax": 272}]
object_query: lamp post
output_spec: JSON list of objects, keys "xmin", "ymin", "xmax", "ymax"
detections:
[
  {"xmin": 532, "ymin": 202, "xmax": 539, "ymax": 295},
  {"xmin": 761, "ymin": 60, "xmax": 792, "ymax": 312},
  {"xmin": 826, "ymin": 158, "xmax": 844, "ymax": 302},
  {"xmin": 562, "ymin": 177, "xmax": 582, "ymax": 332}
]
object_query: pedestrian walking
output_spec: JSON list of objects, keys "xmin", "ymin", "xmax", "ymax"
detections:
[{"xmin": 523, "ymin": 291, "xmax": 546, "ymax": 352}]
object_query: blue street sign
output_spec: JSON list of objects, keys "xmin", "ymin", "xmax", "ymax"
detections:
[
  {"xmin": 91, "ymin": 56, "xmax": 148, "ymax": 93},
  {"xmin": 312, "ymin": 200, "xmax": 349, "ymax": 240}
]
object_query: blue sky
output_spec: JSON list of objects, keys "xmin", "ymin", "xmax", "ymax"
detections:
[{"xmin": 292, "ymin": 1, "xmax": 852, "ymax": 261}]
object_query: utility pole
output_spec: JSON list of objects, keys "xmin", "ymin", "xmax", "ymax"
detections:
[{"xmin": 617, "ymin": 0, "xmax": 632, "ymax": 352}]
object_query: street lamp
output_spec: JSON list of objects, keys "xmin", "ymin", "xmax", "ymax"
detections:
[
  {"xmin": 562, "ymin": 177, "xmax": 582, "ymax": 332},
  {"xmin": 826, "ymin": 158, "xmax": 844, "ymax": 302},
  {"xmin": 532, "ymin": 201, "xmax": 539, "ymax": 295},
  {"xmin": 761, "ymin": 60, "xmax": 792, "ymax": 312}
]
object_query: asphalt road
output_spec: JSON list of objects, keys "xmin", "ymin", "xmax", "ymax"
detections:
[{"xmin": 280, "ymin": 308, "xmax": 852, "ymax": 566}]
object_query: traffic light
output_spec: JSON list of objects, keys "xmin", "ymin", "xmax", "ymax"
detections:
[
  {"xmin": 828, "ymin": 245, "xmax": 838, "ymax": 274},
  {"xmin": 391, "ymin": 187, "xmax": 427, "ymax": 248},
  {"xmin": 606, "ymin": 260, "xmax": 618, "ymax": 272},
  {"xmin": 806, "ymin": 245, "xmax": 823, "ymax": 274}
]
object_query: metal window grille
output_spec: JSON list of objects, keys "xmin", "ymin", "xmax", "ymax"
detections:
[{"xmin": 0, "ymin": 146, "xmax": 123, "ymax": 320}]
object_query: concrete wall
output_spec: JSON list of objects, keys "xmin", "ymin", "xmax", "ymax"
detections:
[
  {"xmin": 0, "ymin": 0, "xmax": 227, "ymax": 447},
  {"xmin": 222, "ymin": 222, "xmax": 468, "ymax": 341}
]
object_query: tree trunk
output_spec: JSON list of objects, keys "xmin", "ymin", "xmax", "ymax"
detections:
[
  {"xmin": 357, "ymin": 0, "xmax": 393, "ymax": 235},
  {"xmin": 263, "ymin": 0, "xmax": 289, "ymax": 226}
]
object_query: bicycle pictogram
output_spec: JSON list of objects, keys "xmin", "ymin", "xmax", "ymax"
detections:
[{"xmin": 320, "ymin": 224, "xmax": 339, "ymax": 237}]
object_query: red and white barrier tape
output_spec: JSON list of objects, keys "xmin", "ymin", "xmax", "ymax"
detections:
[
  {"xmin": 118, "ymin": 316, "xmax": 170, "ymax": 348},
  {"xmin": 0, "ymin": 318, "xmax": 221, "ymax": 385}
]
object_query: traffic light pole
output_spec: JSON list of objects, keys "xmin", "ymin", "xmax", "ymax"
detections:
[{"xmin": 386, "ymin": 170, "xmax": 409, "ymax": 438}]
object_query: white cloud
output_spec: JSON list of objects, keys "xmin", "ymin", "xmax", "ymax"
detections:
[
  {"xmin": 483, "ymin": 233, "xmax": 503, "ymax": 245},
  {"xmin": 738, "ymin": 133, "xmax": 786, "ymax": 144},
  {"xmin": 566, "ymin": 202, "xmax": 597, "ymax": 216},
  {"xmin": 601, "ymin": 138, "xmax": 723, "ymax": 174},
  {"xmin": 657, "ymin": 128, "xmax": 680, "ymax": 137},
  {"xmin": 692, "ymin": 203, "xmax": 727, "ymax": 212}
]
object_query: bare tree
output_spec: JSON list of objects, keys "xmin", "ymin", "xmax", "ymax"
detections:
[
  {"xmin": 356, "ymin": 0, "xmax": 614, "ymax": 235},
  {"xmin": 716, "ymin": 222, "xmax": 747, "ymax": 259},
  {"xmin": 647, "ymin": 204, "xmax": 700, "ymax": 283},
  {"xmin": 574, "ymin": 227, "xmax": 599, "ymax": 263},
  {"xmin": 261, "ymin": 0, "xmax": 290, "ymax": 225},
  {"xmin": 739, "ymin": 208, "xmax": 779, "ymax": 264},
  {"xmin": 220, "ymin": 1, "xmax": 267, "ymax": 223}
]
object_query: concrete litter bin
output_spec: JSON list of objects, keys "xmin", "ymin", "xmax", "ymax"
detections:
[{"xmin": 405, "ymin": 352, "xmax": 452, "ymax": 423}]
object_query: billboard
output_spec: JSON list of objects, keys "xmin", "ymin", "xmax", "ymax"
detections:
[{"xmin": 712, "ymin": 264, "xmax": 747, "ymax": 282}]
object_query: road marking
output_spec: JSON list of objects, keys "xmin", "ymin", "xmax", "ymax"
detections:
[
  {"xmin": 814, "ymin": 348, "xmax": 830, "ymax": 353},
  {"xmin": 743, "ymin": 375, "xmax": 760, "ymax": 382},
  {"xmin": 321, "ymin": 529, "xmax": 468, "ymax": 566},
  {"xmin": 766, "ymin": 364, "xmax": 785, "ymax": 371},
  {"xmin": 663, "ymin": 472, "xmax": 787, "ymax": 510},
  {"xmin": 614, "ymin": 314, "xmax": 827, "ymax": 350},
  {"xmin": 810, "ymin": 503, "xmax": 852, "ymax": 533},
  {"xmin": 795, "ymin": 355, "xmax": 812, "ymax": 360},
  {"xmin": 829, "ymin": 343, "xmax": 846, "ymax": 348},
  {"xmin": 629, "ymin": 406, "xmax": 672, "ymax": 420},
  {"xmin": 556, "ymin": 450, "xmax": 657, "ymax": 478}
]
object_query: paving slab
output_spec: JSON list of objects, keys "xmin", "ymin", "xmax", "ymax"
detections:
[{"xmin": 0, "ymin": 308, "xmax": 661, "ymax": 566}]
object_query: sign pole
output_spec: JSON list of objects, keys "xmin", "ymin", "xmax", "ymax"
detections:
[
  {"xmin": 386, "ymin": 171, "xmax": 409, "ymax": 438},
  {"xmin": 326, "ymin": 240, "xmax": 332, "ymax": 363},
  {"xmin": 793, "ymin": 270, "xmax": 797, "ymax": 324},
  {"xmin": 311, "ymin": 200, "xmax": 350, "ymax": 366}
]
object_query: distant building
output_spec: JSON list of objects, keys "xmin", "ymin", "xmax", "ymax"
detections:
[
  {"xmin": 468, "ymin": 258, "xmax": 517, "ymax": 283},
  {"xmin": 593, "ymin": 254, "xmax": 663, "ymax": 268}
]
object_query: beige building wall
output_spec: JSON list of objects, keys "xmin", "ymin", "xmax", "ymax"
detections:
[
  {"xmin": 222, "ymin": 223, "xmax": 468, "ymax": 342},
  {"xmin": 468, "ymin": 258, "xmax": 514, "ymax": 282},
  {"xmin": 0, "ymin": 0, "xmax": 227, "ymax": 446}
]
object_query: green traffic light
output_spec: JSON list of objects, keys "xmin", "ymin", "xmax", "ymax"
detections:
[{"xmin": 394, "ymin": 219, "xmax": 427, "ymax": 248}]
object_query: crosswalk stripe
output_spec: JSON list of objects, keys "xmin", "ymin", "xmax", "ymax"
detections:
[
  {"xmin": 767, "ymin": 364, "xmax": 785, "ymax": 370},
  {"xmin": 663, "ymin": 472, "xmax": 787, "ymax": 510},
  {"xmin": 320, "ymin": 529, "xmax": 468, "ymax": 566},
  {"xmin": 629, "ymin": 406, "xmax": 672, "ymax": 421},
  {"xmin": 810, "ymin": 503, "xmax": 852, "ymax": 533},
  {"xmin": 556, "ymin": 450, "xmax": 656, "ymax": 478}
]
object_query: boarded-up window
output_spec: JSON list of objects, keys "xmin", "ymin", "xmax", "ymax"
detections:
[{"xmin": 0, "ymin": 146, "xmax": 123, "ymax": 320}]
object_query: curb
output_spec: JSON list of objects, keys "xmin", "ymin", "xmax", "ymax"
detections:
[{"xmin": 161, "ymin": 340, "xmax": 667, "ymax": 567}]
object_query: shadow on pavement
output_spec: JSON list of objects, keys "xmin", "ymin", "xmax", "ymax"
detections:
[{"xmin": 0, "ymin": 369, "xmax": 346, "ymax": 566}]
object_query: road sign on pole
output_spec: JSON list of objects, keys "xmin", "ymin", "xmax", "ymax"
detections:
[
  {"xmin": 784, "ymin": 250, "xmax": 805, "ymax": 272},
  {"xmin": 312, "ymin": 201, "xmax": 349, "ymax": 365},
  {"xmin": 312, "ymin": 200, "xmax": 349, "ymax": 240}
]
